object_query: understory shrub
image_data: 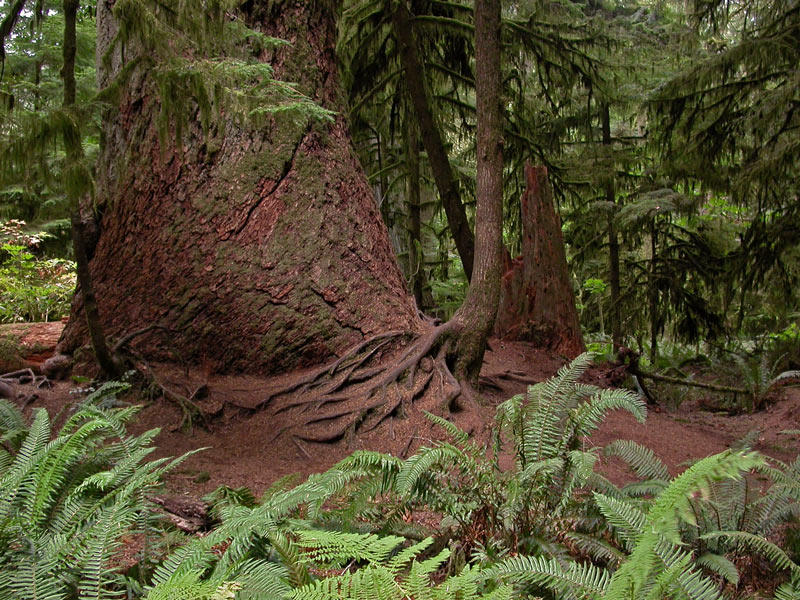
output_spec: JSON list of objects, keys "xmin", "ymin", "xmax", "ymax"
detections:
[
  {"xmin": 0, "ymin": 221, "xmax": 75, "ymax": 322},
  {"xmin": 0, "ymin": 382, "xmax": 197, "ymax": 600}
]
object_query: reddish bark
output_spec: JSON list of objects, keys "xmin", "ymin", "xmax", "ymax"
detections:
[
  {"xmin": 59, "ymin": 2, "xmax": 421, "ymax": 374},
  {"xmin": 494, "ymin": 163, "xmax": 584, "ymax": 358}
]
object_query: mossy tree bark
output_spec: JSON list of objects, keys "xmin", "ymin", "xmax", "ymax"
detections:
[
  {"xmin": 59, "ymin": 0, "xmax": 506, "ymax": 441},
  {"xmin": 603, "ymin": 103, "xmax": 622, "ymax": 351},
  {"xmin": 60, "ymin": 1, "xmax": 421, "ymax": 374},
  {"xmin": 494, "ymin": 164, "xmax": 584, "ymax": 358}
]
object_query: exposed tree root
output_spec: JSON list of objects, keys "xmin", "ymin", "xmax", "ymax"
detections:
[
  {"xmin": 1, "ymin": 368, "xmax": 52, "ymax": 389},
  {"xmin": 0, "ymin": 368, "xmax": 52, "ymax": 407},
  {"xmin": 260, "ymin": 321, "xmax": 474, "ymax": 444},
  {"xmin": 150, "ymin": 372, "xmax": 214, "ymax": 432}
]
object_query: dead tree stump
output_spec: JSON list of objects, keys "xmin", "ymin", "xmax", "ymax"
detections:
[{"xmin": 494, "ymin": 163, "xmax": 584, "ymax": 357}]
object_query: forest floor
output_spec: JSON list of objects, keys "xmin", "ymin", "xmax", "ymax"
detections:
[{"xmin": 3, "ymin": 321, "xmax": 799, "ymax": 498}]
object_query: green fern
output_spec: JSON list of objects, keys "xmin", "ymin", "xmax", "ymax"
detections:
[
  {"xmin": 603, "ymin": 439, "xmax": 670, "ymax": 482},
  {"xmin": 604, "ymin": 450, "xmax": 763, "ymax": 600},
  {"xmin": 0, "ymin": 389, "xmax": 195, "ymax": 600},
  {"xmin": 774, "ymin": 573, "xmax": 800, "ymax": 600}
]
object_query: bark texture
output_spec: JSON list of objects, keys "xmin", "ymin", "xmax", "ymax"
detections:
[
  {"xmin": 494, "ymin": 164, "xmax": 584, "ymax": 358},
  {"xmin": 603, "ymin": 103, "xmax": 622, "ymax": 350},
  {"xmin": 60, "ymin": 1, "xmax": 420, "ymax": 374},
  {"xmin": 450, "ymin": 0, "xmax": 503, "ymax": 384}
]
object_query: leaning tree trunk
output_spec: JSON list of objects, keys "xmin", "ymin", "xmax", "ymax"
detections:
[
  {"xmin": 59, "ymin": 2, "xmax": 421, "ymax": 374},
  {"xmin": 494, "ymin": 164, "xmax": 584, "ymax": 358},
  {"xmin": 392, "ymin": 2, "xmax": 475, "ymax": 281}
]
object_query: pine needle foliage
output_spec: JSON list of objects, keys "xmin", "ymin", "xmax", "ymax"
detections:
[
  {"xmin": 0, "ymin": 384, "xmax": 198, "ymax": 600},
  {"xmin": 105, "ymin": 0, "xmax": 334, "ymax": 151}
]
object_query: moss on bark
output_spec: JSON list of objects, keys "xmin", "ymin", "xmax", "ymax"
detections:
[{"xmin": 60, "ymin": 1, "xmax": 420, "ymax": 374}]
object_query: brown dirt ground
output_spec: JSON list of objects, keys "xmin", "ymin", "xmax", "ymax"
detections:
[{"xmin": 3, "ymin": 322, "xmax": 799, "ymax": 497}]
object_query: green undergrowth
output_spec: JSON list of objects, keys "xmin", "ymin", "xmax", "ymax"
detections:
[
  {"xmin": 1, "ymin": 355, "xmax": 799, "ymax": 599},
  {"xmin": 0, "ymin": 220, "xmax": 75, "ymax": 323}
]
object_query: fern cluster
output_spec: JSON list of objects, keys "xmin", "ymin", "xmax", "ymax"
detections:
[
  {"xmin": 2, "ymin": 357, "xmax": 798, "ymax": 599},
  {"xmin": 0, "ymin": 383, "xmax": 196, "ymax": 600}
]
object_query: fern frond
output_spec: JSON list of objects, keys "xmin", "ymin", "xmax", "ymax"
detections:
[
  {"xmin": 621, "ymin": 480, "xmax": 669, "ymax": 497},
  {"xmin": 700, "ymin": 531, "xmax": 800, "ymax": 573},
  {"xmin": 396, "ymin": 443, "xmax": 468, "ymax": 496},
  {"xmin": 647, "ymin": 451, "xmax": 763, "ymax": 544},
  {"xmin": 403, "ymin": 547, "xmax": 451, "ymax": 598},
  {"xmin": 565, "ymin": 531, "xmax": 626, "ymax": 567},
  {"xmin": 485, "ymin": 554, "xmax": 609, "ymax": 599},
  {"xmin": 235, "ymin": 558, "xmax": 292, "ymax": 600},
  {"xmin": 557, "ymin": 450, "xmax": 599, "ymax": 513},
  {"xmin": 424, "ymin": 411, "xmax": 470, "ymax": 445},
  {"xmin": 567, "ymin": 388, "xmax": 646, "ymax": 444},
  {"xmin": 76, "ymin": 495, "xmax": 142, "ymax": 600},
  {"xmin": 603, "ymin": 439, "xmax": 670, "ymax": 481},
  {"xmin": 695, "ymin": 552, "xmax": 739, "ymax": 586},
  {"xmin": 149, "ymin": 536, "xmax": 218, "ymax": 588},
  {"xmin": 0, "ymin": 409, "xmax": 54, "ymax": 520},
  {"xmin": 296, "ymin": 530, "xmax": 405, "ymax": 566},
  {"xmin": 592, "ymin": 492, "xmax": 647, "ymax": 549},
  {"xmin": 5, "ymin": 531, "xmax": 67, "ymax": 600},
  {"xmin": 774, "ymin": 573, "xmax": 800, "ymax": 600},
  {"xmin": 0, "ymin": 398, "xmax": 27, "ymax": 452},
  {"xmin": 387, "ymin": 536, "xmax": 435, "ymax": 571},
  {"xmin": 81, "ymin": 381, "xmax": 132, "ymax": 408},
  {"xmin": 288, "ymin": 565, "xmax": 396, "ymax": 600},
  {"xmin": 145, "ymin": 569, "xmax": 221, "ymax": 600}
]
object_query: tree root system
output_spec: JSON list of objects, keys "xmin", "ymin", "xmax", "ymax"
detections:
[
  {"xmin": 0, "ymin": 368, "xmax": 52, "ymax": 406},
  {"xmin": 224, "ymin": 321, "xmax": 475, "ymax": 444}
]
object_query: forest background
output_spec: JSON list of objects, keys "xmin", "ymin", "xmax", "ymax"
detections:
[{"xmin": 0, "ymin": 0, "xmax": 799, "ymax": 599}]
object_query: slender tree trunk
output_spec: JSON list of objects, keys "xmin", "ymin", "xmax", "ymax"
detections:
[
  {"xmin": 61, "ymin": 0, "xmax": 77, "ymax": 106},
  {"xmin": 450, "ymin": 0, "xmax": 503, "ymax": 384},
  {"xmin": 63, "ymin": 0, "xmax": 119, "ymax": 377},
  {"xmin": 392, "ymin": 2, "xmax": 475, "ymax": 281},
  {"xmin": 602, "ymin": 104, "xmax": 622, "ymax": 350},
  {"xmin": 649, "ymin": 220, "xmax": 659, "ymax": 364},
  {"xmin": 405, "ymin": 113, "xmax": 428, "ymax": 309},
  {"xmin": 0, "ymin": 0, "xmax": 27, "ymax": 78}
]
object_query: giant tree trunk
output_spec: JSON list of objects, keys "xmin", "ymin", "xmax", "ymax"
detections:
[
  {"xmin": 59, "ymin": 2, "xmax": 420, "ymax": 374},
  {"xmin": 58, "ymin": 0, "xmax": 509, "ymax": 445},
  {"xmin": 494, "ymin": 164, "xmax": 584, "ymax": 358}
]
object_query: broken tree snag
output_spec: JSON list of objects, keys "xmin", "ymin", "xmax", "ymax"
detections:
[{"xmin": 494, "ymin": 163, "xmax": 584, "ymax": 358}]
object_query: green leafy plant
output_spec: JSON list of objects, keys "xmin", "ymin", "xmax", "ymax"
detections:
[
  {"xmin": 317, "ymin": 353, "xmax": 646, "ymax": 559},
  {"xmin": 729, "ymin": 353, "xmax": 800, "ymax": 412},
  {"xmin": 581, "ymin": 436, "xmax": 800, "ymax": 596},
  {"xmin": 0, "ymin": 383, "xmax": 198, "ymax": 600},
  {"xmin": 485, "ymin": 450, "xmax": 799, "ymax": 600},
  {"xmin": 0, "ymin": 222, "xmax": 75, "ymax": 323}
]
